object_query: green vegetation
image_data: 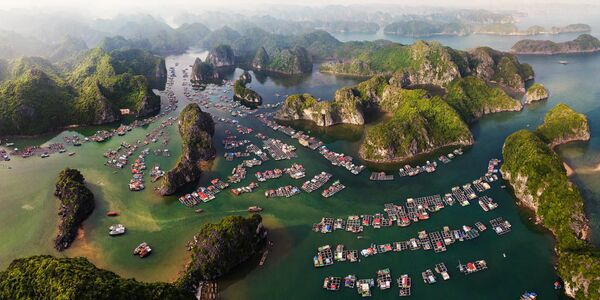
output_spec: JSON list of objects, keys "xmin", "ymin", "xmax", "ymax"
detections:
[
  {"xmin": 206, "ymin": 45, "xmax": 235, "ymax": 68},
  {"xmin": 512, "ymin": 34, "xmax": 600, "ymax": 55},
  {"xmin": 0, "ymin": 47, "xmax": 166, "ymax": 135},
  {"xmin": 361, "ymin": 86, "xmax": 473, "ymax": 162},
  {"xmin": 524, "ymin": 83, "xmax": 549, "ymax": 104},
  {"xmin": 177, "ymin": 214, "xmax": 267, "ymax": 291},
  {"xmin": 384, "ymin": 21, "xmax": 470, "ymax": 37},
  {"xmin": 54, "ymin": 168, "xmax": 94, "ymax": 251},
  {"xmin": 535, "ymin": 103, "xmax": 590, "ymax": 146},
  {"xmin": 0, "ymin": 255, "xmax": 194, "ymax": 299},
  {"xmin": 502, "ymin": 105, "xmax": 598, "ymax": 299},
  {"xmin": 0, "ymin": 214, "xmax": 266, "ymax": 299},
  {"xmin": 233, "ymin": 76, "xmax": 262, "ymax": 105},
  {"xmin": 383, "ymin": 19, "xmax": 590, "ymax": 37},
  {"xmin": 319, "ymin": 40, "xmax": 532, "ymax": 92},
  {"xmin": 445, "ymin": 77, "xmax": 522, "ymax": 123},
  {"xmin": 252, "ymin": 46, "xmax": 312, "ymax": 75},
  {"xmin": 159, "ymin": 104, "xmax": 215, "ymax": 196}
]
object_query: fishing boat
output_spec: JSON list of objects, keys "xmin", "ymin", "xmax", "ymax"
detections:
[
  {"xmin": 68, "ymin": 152, "xmax": 76, "ymax": 156},
  {"xmin": 109, "ymin": 224, "xmax": 126, "ymax": 236},
  {"xmin": 195, "ymin": 208, "xmax": 204, "ymax": 214},
  {"xmin": 133, "ymin": 242, "xmax": 152, "ymax": 258},
  {"xmin": 106, "ymin": 211, "xmax": 119, "ymax": 217},
  {"xmin": 558, "ymin": 60, "xmax": 569, "ymax": 65},
  {"xmin": 248, "ymin": 206, "xmax": 263, "ymax": 213},
  {"xmin": 520, "ymin": 292, "xmax": 538, "ymax": 300}
]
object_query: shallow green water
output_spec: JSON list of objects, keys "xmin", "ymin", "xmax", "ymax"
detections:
[{"xmin": 1, "ymin": 41, "xmax": 600, "ymax": 300}]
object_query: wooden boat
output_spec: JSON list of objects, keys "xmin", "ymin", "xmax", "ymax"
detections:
[{"xmin": 106, "ymin": 211, "xmax": 119, "ymax": 217}]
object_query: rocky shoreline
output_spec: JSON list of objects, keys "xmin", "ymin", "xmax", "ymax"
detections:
[
  {"xmin": 511, "ymin": 34, "xmax": 600, "ymax": 55},
  {"xmin": 53, "ymin": 168, "xmax": 95, "ymax": 251},
  {"xmin": 158, "ymin": 104, "xmax": 215, "ymax": 196},
  {"xmin": 501, "ymin": 105, "xmax": 598, "ymax": 299}
]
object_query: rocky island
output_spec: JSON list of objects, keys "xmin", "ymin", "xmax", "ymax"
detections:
[
  {"xmin": 53, "ymin": 168, "xmax": 94, "ymax": 251},
  {"xmin": 233, "ymin": 71, "xmax": 262, "ymax": 105},
  {"xmin": 0, "ymin": 255, "xmax": 193, "ymax": 300},
  {"xmin": 252, "ymin": 46, "xmax": 312, "ymax": 75},
  {"xmin": 383, "ymin": 21, "xmax": 590, "ymax": 37},
  {"xmin": 206, "ymin": 44, "xmax": 235, "ymax": 68},
  {"xmin": 444, "ymin": 77, "xmax": 523, "ymax": 123},
  {"xmin": 511, "ymin": 34, "xmax": 600, "ymax": 55},
  {"xmin": 524, "ymin": 83, "xmax": 549, "ymax": 104},
  {"xmin": 502, "ymin": 104, "xmax": 598, "ymax": 299},
  {"xmin": 278, "ymin": 59, "xmax": 523, "ymax": 162},
  {"xmin": 275, "ymin": 75, "xmax": 388, "ymax": 126},
  {"xmin": 535, "ymin": 103, "xmax": 590, "ymax": 148},
  {"xmin": 191, "ymin": 57, "xmax": 221, "ymax": 84},
  {"xmin": 0, "ymin": 214, "xmax": 267, "ymax": 299},
  {"xmin": 177, "ymin": 214, "xmax": 267, "ymax": 292},
  {"xmin": 158, "ymin": 104, "xmax": 215, "ymax": 196},
  {"xmin": 0, "ymin": 48, "xmax": 166, "ymax": 135},
  {"xmin": 360, "ymin": 86, "xmax": 474, "ymax": 163},
  {"xmin": 320, "ymin": 40, "xmax": 533, "ymax": 93}
]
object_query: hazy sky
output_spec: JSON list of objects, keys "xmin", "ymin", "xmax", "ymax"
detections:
[{"xmin": 1, "ymin": 0, "xmax": 598, "ymax": 18}]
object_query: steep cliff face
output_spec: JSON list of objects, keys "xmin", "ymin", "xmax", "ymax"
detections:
[
  {"xmin": 206, "ymin": 45, "xmax": 235, "ymax": 68},
  {"xmin": 53, "ymin": 168, "xmax": 95, "ymax": 251},
  {"xmin": 233, "ymin": 72, "xmax": 262, "ymax": 106},
  {"xmin": 158, "ymin": 104, "xmax": 215, "ymax": 196},
  {"xmin": 190, "ymin": 57, "xmax": 221, "ymax": 84},
  {"xmin": 524, "ymin": 83, "xmax": 549, "ymax": 104},
  {"xmin": 501, "ymin": 108, "xmax": 599, "ymax": 299},
  {"xmin": 275, "ymin": 75, "xmax": 388, "ymax": 126},
  {"xmin": 177, "ymin": 215, "xmax": 267, "ymax": 292},
  {"xmin": 252, "ymin": 46, "xmax": 312, "ymax": 75},
  {"xmin": 468, "ymin": 47, "xmax": 534, "ymax": 92},
  {"xmin": 275, "ymin": 94, "xmax": 359, "ymax": 126}
]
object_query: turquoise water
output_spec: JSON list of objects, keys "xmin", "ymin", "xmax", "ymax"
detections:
[{"xmin": 1, "ymin": 35, "xmax": 600, "ymax": 300}]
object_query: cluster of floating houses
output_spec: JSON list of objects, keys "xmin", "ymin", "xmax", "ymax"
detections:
[
  {"xmin": 312, "ymin": 219, "xmax": 508, "ymax": 269},
  {"xmin": 256, "ymin": 113, "xmax": 365, "ymax": 175},
  {"xmin": 129, "ymin": 149, "xmax": 149, "ymax": 191},
  {"xmin": 322, "ymin": 260, "xmax": 487, "ymax": 297},
  {"xmin": 312, "ymin": 159, "xmax": 502, "ymax": 234}
]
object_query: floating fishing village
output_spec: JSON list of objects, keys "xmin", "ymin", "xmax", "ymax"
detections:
[{"xmin": 0, "ymin": 35, "xmax": 584, "ymax": 300}]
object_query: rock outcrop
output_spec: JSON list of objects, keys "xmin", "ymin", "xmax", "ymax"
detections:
[
  {"xmin": 177, "ymin": 215, "xmax": 267, "ymax": 292},
  {"xmin": 0, "ymin": 255, "xmax": 194, "ymax": 299},
  {"xmin": 524, "ymin": 83, "xmax": 549, "ymax": 104},
  {"xmin": 511, "ymin": 34, "xmax": 600, "ymax": 55},
  {"xmin": 158, "ymin": 104, "xmax": 215, "ymax": 196},
  {"xmin": 206, "ymin": 45, "xmax": 235, "ymax": 68},
  {"xmin": 444, "ymin": 76, "xmax": 523, "ymax": 123},
  {"xmin": 502, "ymin": 106, "xmax": 600, "ymax": 300},
  {"xmin": 252, "ymin": 46, "xmax": 312, "ymax": 75},
  {"xmin": 233, "ymin": 72, "xmax": 262, "ymax": 106},
  {"xmin": 360, "ymin": 86, "xmax": 474, "ymax": 163},
  {"xmin": 320, "ymin": 40, "xmax": 533, "ymax": 93},
  {"xmin": 54, "ymin": 168, "xmax": 95, "ymax": 251},
  {"xmin": 535, "ymin": 103, "xmax": 590, "ymax": 148},
  {"xmin": 275, "ymin": 75, "xmax": 388, "ymax": 126},
  {"xmin": 191, "ymin": 57, "xmax": 221, "ymax": 84}
]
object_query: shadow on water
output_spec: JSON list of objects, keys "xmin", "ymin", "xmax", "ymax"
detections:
[
  {"xmin": 252, "ymin": 70, "xmax": 312, "ymax": 87},
  {"xmin": 218, "ymin": 224, "xmax": 307, "ymax": 291},
  {"xmin": 278, "ymin": 119, "xmax": 364, "ymax": 143}
]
